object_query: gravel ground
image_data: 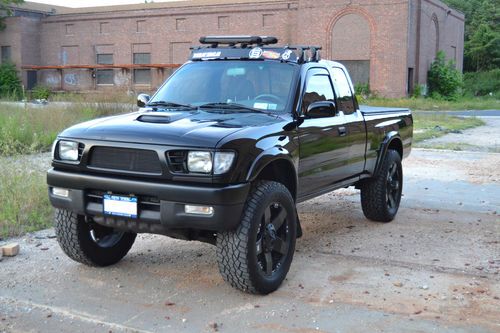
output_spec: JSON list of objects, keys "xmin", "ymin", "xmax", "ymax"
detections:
[{"xmin": 417, "ymin": 117, "xmax": 500, "ymax": 152}]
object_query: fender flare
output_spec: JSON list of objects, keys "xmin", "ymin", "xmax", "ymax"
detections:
[
  {"xmin": 373, "ymin": 131, "xmax": 402, "ymax": 177},
  {"xmin": 246, "ymin": 147, "xmax": 297, "ymax": 197}
]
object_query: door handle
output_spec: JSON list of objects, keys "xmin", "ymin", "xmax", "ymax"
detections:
[{"xmin": 338, "ymin": 126, "xmax": 347, "ymax": 137}]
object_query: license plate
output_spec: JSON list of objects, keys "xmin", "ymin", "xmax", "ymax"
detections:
[{"xmin": 103, "ymin": 194, "xmax": 138, "ymax": 218}]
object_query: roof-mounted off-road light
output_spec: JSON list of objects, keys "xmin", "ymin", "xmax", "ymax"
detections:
[{"xmin": 199, "ymin": 36, "xmax": 278, "ymax": 47}]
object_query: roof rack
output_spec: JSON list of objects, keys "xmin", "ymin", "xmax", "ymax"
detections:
[
  {"xmin": 199, "ymin": 35, "xmax": 278, "ymax": 48},
  {"xmin": 191, "ymin": 36, "xmax": 323, "ymax": 64}
]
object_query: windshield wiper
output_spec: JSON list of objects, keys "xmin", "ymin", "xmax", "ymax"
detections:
[
  {"xmin": 198, "ymin": 102, "xmax": 268, "ymax": 113},
  {"xmin": 147, "ymin": 101, "xmax": 195, "ymax": 109}
]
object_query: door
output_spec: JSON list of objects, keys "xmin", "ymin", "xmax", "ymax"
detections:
[
  {"xmin": 297, "ymin": 68, "xmax": 350, "ymax": 198},
  {"xmin": 330, "ymin": 66, "xmax": 366, "ymax": 176},
  {"xmin": 27, "ymin": 71, "xmax": 37, "ymax": 90}
]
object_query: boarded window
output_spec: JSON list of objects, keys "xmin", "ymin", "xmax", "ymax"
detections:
[
  {"xmin": 136, "ymin": 20, "xmax": 146, "ymax": 33},
  {"xmin": 1, "ymin": 46, "xmax": 11, "ymax": 63},
  {"xmin": 170, "ymin": 42, "xmax": 190, "ymax": 64},
  {"xmin": 61, "ymin": 45, "xmax": 79, "ymax": 65},
  {"xmin": 133, "ymin": 52, "xmax": 151, "ymax": 84},
  {"xmin": 65, "ymin": 24, "xmax": 74, "ymax": 35},
  {"xmin": 338, "ymin": 60, "xmax": 370, "ymax": 86},
  {"xmin": 100, "ymin": 22, "xmax": 109, "ymax": 34},
  {"xmin": 262, "ymin": 14, "xmax": 273, "ymax": 27},
  {"xmin": 96, "ymin": 53, "xmax": 114, "ymax": 85},
  {"xmin": 218, "ymin": 16, "xmax": 229, "ymax": 30},
  {"xmin": 176, "ymin": 18, "xmax": 186, "ymax": 31}
]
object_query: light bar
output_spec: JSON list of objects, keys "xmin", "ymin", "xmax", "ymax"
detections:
[{"xmin": 199, "ymin": 36, "xmax": 278, "ymax": 45}]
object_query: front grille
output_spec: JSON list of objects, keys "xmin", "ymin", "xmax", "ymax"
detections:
[
  {"xmin": 88, "ymin": 146, "xmax": 162, "ymax": 174},
  {"xmin": 166, "ymin": 150, "xmax": 188, "ymax": 173}
]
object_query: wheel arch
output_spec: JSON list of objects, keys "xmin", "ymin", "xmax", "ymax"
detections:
[
  {"xmin": 247, "ymin": 153, "xmax": 298, "ymax": 202},
  {"xmin": 374, "ymin": 132, "xmax": 403, "ymax": 176}
]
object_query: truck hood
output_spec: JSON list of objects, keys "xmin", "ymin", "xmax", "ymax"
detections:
[{"xmin": 59, "ymin": 109, "xmax": 285, "ymax": 148}]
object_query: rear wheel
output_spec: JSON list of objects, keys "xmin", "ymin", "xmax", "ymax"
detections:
[
  {"xmin": 216, "ymin": 181, "xmax": 297, "ymax": 294},
  {"xmin": 360, "ymin": 149, "xmax": 403, "ymax": 222},
  {"xmin": 54, "ymin": 209, "xmax": 136, "ymax": 266}
]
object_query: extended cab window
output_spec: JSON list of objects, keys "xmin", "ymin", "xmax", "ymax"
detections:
[
  {"xmin": 331, "ymin": 67, "xmax": 355, "ymax": 115},
  {"xmin": 302, "ymin": 73, "xmax": 335, "ymax": 117}
]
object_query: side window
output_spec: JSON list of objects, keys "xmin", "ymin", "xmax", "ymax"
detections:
[
  {"xmin": 302, "ymin": 73, "xmax": 335, "ymax": 116},
  {"xmin": 331, "ymin": 67, "xmax": 355, "ymax": 115}
]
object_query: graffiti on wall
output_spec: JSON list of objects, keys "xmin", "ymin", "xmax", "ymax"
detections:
[{"xmin": 64, "ymin": 73, "xmax": 78, "ymax": 85}]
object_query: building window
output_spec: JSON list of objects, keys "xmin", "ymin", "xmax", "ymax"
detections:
[
  {"xmin": 65, "ymin": 24, "xmax": 74, "ymax": 35},
  {"xmin": 133, "ymin": 52, "xmax": 151, "ymax": 85},
  {"xmin": 218, "ymin": 16, "xmax": 229, "ymax": 30},
  {"xmin": 136, "ymin": 20, "xmax": 146, "ymax": 33},
  {"xmin": 262, "ymin": 14, "xmax": 273, "ymax": 27},
  {"xmin": 1, "ymin": 46, "xmax": 11, "ymax": 63},
  {"xmin": 96, "ymin": 53, "xmax": 114, "ymax": 85},
  {"xmin": 176, "ymin": 18, "xmax": 186, "ymax": 31},
  {"xmin": 99, "ymin": 22, "xmax": 109, "ymax": 34}
]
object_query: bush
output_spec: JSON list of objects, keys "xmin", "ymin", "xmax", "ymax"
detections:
[
  {"xmin": 31, "ymin": 85, "xmax": 51, "ymax": 100},
  {"xmin": 427, "ymin": 51, "xmax": 462, "ymax": 100},
  {"xmin": 463, "ymin": 69, "xmax": 500, "ymax": 97},
  {"xmin": 0, "ymin": 62, "xmax": 22, "ymax": 99}
]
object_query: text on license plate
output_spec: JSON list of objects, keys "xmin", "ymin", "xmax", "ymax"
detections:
[{"xmin": 103, "ymin": 194, "xmax": 138, "ymax": 218}]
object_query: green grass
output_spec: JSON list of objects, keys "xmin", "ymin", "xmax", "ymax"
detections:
[
  {"xmin": 363, "ymin": 96, "xmax": 500, "ymax": 111},
  {"xmin": 0, "ymin": 101, "xmax": 129, "ymax": 238},
  {"xmin": 0, "ymin": 103, "xmax": 129, "ymax": 156},
  {"xmin": 412, "ymin": 113, "xmax": 485, "ymax": 143},
  {"xmin": 0, "ymin": 156, "xmax": 52, "ymax": 238}
]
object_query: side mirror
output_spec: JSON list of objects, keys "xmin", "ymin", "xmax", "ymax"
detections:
[
  {"xmin": 137, "ymin": 93, "xmax": 150, "ymax": 108},
  {"xmin": 306, "ymin": 101, "xmax": 336, "ymax": 118}
]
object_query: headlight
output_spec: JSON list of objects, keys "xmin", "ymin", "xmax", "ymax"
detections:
[
  {"xmin": 58, "ymin": 140, "xmax": 79, "ymax": 161},
  {"xmin": 214, "ymin": 152, "xmax": 235, "ymax": 174},
  {"xmin": 187, "ymin": 151, "xmax": 212, "ymax": 173},
  {"xmin": 186, "ymin": 151, "xmax": 236, "ymax": 174}
]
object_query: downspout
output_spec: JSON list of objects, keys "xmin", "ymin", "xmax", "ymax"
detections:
[{"xmin": 415, "ymin": 0, "xmax": 422, "ymax": 83}]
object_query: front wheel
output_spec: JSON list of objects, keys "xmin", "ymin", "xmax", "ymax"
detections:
[
  {"xmin": 54, "ymin": 209, "xmax": 136, "ymax": 266},
  {"xmin": 216, "ymin": 181, "xmax": 297, "ymax": 294},
  {"xmin": 360, "ymin": 149, "xmax": 403, "ymax": 222}
]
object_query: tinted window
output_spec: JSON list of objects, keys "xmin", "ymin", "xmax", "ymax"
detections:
[
  {"xmin": 150, "ymin": 61, "xmax": 297, "ymax": 112},
  {"xmin": 1, "ymin": 46, "xmax": 11, "ymax": 63},
  {"xmin": 97, "ymin": 53, "xmax": 113, "ymax": 65},
  {"xmin": 302, "ymin": 74, "xmax": 335, "ymax": 116},
  {"xmin": 331, "ymin": 67, "xmax": 355, "ymax": 114},
  {"xmin": 96, "ymin": 69, "xmax": 114, "ymax": 85}
]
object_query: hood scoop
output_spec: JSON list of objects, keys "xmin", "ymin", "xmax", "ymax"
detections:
[{"xmin": 136, "ymin": 111, "xmax": 194, "ymax": 124}]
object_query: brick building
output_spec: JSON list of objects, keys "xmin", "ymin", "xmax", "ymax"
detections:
[{"xmin": 1, "ymin": 0, "xmax": 464, "ymax": 97}]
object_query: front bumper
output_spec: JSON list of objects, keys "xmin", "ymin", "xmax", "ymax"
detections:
[{"xmin": 47, "ymin": 168, "xmax": 250, "ymax": 232}]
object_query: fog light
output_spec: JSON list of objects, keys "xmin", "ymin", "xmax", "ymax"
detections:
[
  {"xmin": 185, "ymin": 205, "xmax": 214, "ymax": 216},
  {"xmin": 52, "ymin": 187, "xmax": 69, "ymax": 198}
]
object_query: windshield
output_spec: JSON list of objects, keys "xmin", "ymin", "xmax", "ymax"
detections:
[{"xmin": 149, "ymin": 60, "xmax": 298, "ymax": 112}]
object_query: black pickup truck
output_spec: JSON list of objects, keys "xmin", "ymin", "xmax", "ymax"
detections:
[{"xmin": 47, "ymin": 36, "xmax": 412, "ymax": 294}]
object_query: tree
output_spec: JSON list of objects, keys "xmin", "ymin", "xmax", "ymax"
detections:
[
  {"xmin": 428, "ymin": 51, "xmax": 462, "ymax": 100},
  {"xmin": 1, "ymin": 0, "xmax": 24, "ymax": 31},
  {"xmin": 0, "ymin": 62, "xmax": 22, "ymax": 99},
  {"xmin": 442, "ymin": 0, "xmax": 500, "ymax": 72}
]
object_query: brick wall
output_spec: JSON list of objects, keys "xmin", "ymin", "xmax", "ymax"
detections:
[{"xmin": 1, "ymin": 0, "xmax": 464, "ymax": 98}]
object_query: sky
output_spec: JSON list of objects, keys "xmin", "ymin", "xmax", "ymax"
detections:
[{"xmin": 28, "ymin": 0, "xmax": 185, "ymax": 8}]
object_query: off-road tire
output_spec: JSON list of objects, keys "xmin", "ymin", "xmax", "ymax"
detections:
[
  {"xmin": 360, "ymin": 149, "xmax": 403, "ymax": 222},
  {"xmin": 216, "ymin": 181, "xmax": 297, "ymax": 294},
  {"xmin": 54, "ymin": 209, "xmax": 136, "ymax": 266}
]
